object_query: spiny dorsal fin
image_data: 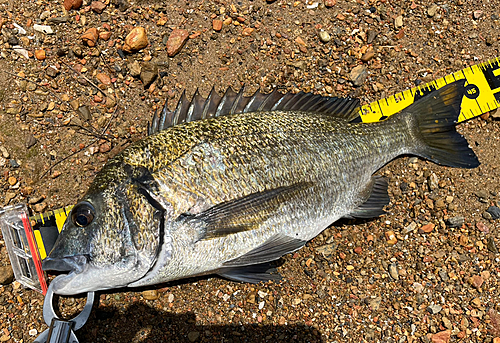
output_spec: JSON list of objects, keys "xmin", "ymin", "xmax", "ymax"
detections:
[{"xmin": 147, "ymin": 87, "xmax": 361, "ymax": 136}]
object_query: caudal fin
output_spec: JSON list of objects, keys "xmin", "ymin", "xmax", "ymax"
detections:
[{"xmin": 403, "ymin": 80, "xmax": 479, "ymax": 168}]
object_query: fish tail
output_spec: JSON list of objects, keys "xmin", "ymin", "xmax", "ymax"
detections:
[{"xmin": 402, "ymin": 80, "xmax": 479, "ymax": 168}]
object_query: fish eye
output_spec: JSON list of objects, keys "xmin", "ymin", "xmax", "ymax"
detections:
[{"xmin": 71, "ymin": 202, "xmax": 95, "ymax": 228}]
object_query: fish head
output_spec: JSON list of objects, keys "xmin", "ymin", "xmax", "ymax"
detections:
[{"xmin": 43, "ymin": 178, "xmax": 165, "ymax": 295}]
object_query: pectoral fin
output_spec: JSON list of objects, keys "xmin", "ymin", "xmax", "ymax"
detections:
[
  {"xmin": 218, "ymin": 263, "xmax": 281, "ymax": 283},
  {"xmin": 345, "ymin": 176, "xmax": 389, "ymax": 219},
  {"xmin": 186, "ymin": 182, "xmax": 312, "ymax": 240}
]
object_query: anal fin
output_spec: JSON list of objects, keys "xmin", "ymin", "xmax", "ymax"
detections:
[
  {"xmin": 346, "ymin": 176, "xmax": 389, "ymax": 219},
  {"xmin": 218, "ymin": 262, "xmax": 281, "ymax": 283}
]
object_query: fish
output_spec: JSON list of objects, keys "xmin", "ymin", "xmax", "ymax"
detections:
[{"xmin": 42, "ymin": 80, "xmax": 478, "ymax": 295}]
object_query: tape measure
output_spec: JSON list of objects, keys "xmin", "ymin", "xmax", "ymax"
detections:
[{"xmin": 358, "ymin": 56, "xmax": 500, "ymax": 123}]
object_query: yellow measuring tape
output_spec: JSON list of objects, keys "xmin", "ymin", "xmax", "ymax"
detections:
[{"xmin": 358, "ymin": 56, "xmax": 500, "ymax": 123}]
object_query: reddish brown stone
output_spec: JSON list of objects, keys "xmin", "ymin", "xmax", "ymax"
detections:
[
  {"xmin": 431, "ymin": 330, "xmax": 451, "ymax": 343},
  {"xmin": 81, "ymin": 28, "xmax": 98, "ymax": 47},
  {"xmin": 324, "ymin": 0, "xmax": 336, "ymax": 7},
  {"xmin": 419, "ymin": 223, "xmax": 435, "ymax": 233},
  {"xmin": 64, "ymin": 0, "xmax": 83, "ymax": 10},
  {"xmin": 213, "ymin": 19, "xmax": 222, "ymax": 31},
  {"xmin": 91, "ymin": 1, "xmax": 107, "ymax": 14},
  {"xmin": 96, "ymin": 73, "xmax": 111, "ymax": 85},
  {"xmin": 99, "ymin": 31, "xmax": 111, "ymax": 41},
  {"xmin": 166, "ymin": 29, "xmax": 189, "ymax": 57}
]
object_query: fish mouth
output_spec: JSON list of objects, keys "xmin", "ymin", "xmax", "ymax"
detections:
[{"xmin": 42, "ymin": 255, "xmax": 88, "ymax": 274}]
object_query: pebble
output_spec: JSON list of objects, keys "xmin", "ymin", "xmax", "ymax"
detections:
[
  {"xmin": 96, "ymin": 73, "xmax": 111, "ymax": 85},
  {"xmin": 140, "ymin": 62, "xmax": 158, "ymax": 87},
  {"xmin": 419, "ymin": 223, "xmax": 434, "ymax": 234},
  {"xmin": 99, "ymin": 143, "xmax": 111, "ymax": 153},
  {"xmin": 385, "ymin": 231, "xmax": 397, "ymax": 245},
  {"xmin": 123, "ymin": 27, "xmax": 148, "ymax": 53},
  {"xmin": 28, "ymin": 329, "xmax": 38, "ymax": 336},
  {"xmin": 431, "ymin": 330, "xmax": 451, "ymax": 343},
  {"xmin": 4, "ymin": 192, "xmax": 16, "ymax": 204},
  {"xmin": 78, "ymin": 106, "xmax": 92, "ymax": 121},
  {"xmin": 10, "ymin": 160, "xmax": 20, "ymax": 168},
  {"xmin": 360, "ymin": 49, "xmax": 375, "ymax": 62},
  {"xmin": 64, "ymin": 0, "xmax": 82, "ymax": 10},
  {"xmin": 141, "ymin": 290, "xmax": 159, "ymax": 300},
  {"xmin": 0, "ymin": 266, "xmax": 14, "ymax": 285},
  {"xmin": 366, "ymin": 296, "xmax": 381, "ymax": 311},
  {"xmin": 388, "ymin": 263, "xmax": 399, "ymax": 280},
  {"xmin": 91, "ymin": 1, "xmax": 107, "ymax": 13},
  {"xmin": 476, "ymin": 221, "xmax": 489, "ymax": 233},
  {"xmin": 446, "ymin": 216, "xmax": 464, "ymax": 228},
  {"xmin": 187, "ymin": 331, "xmax": 200, "ymax": 342},
  {"xmin": 81, "ymin": 28, "xmax": 98, "ymax": 47},
  {"xmin": 8, "ymin": 176, "xmax": 17, "ymax": 186},
  {"xmin": 367, "ymin": 29, "xmax": 377, "ymax": 43},
  {"xmin": 46, "ymin": 67, "xmax": 59, "ymax": 78},
  {"xmin": 486, "ymin": 206, "xmax": 500, "ymax": 219},
  {"xmin": 166, "ymin": 29, "xmax": 189, "ymax": 56},
  {"xmin": 487, "ymin": 237, "xmax": 498, "ymax": 253},
  {"xmin": 315, "ymin": 243, "xmax": 336, "ymax": 259},
  {"xmin": 212, "ymin": 19, "xmax": 222, "ymax": 31},
  {"xmin": 324, "ymin": 0, "xmax": 336, "ymax": 7},
  {"xmin": 402, "ymin": 221, "xmax": 417, "ymax": 234},
  {"xmin": 475, "ymin": 189, "xmax": 489, "ymax": 201},
  {"xmin": 470, "ymin": 275, "xmax": 483, "ymax": 290},
  {"xmin": 0, "ymin": 146, "xmax": 9, "ymax": 158},
  {"xmin": 350, "ymin": 65, "xmax": 367, "ymax": 86},
  {"xmin": 427, "ymin": 304, "xmax": 442, "ymax": 314},
  {"xmin": 427, "ymin": 4, "xmax": 439, "ymax": 17},
  {"xmin": 394, "ymin": 16, "xmax": 403, "ymax": 29},
  {"xmin": 318, "ymin": 30, "xmax": 331, "ymax": 43},
  {"xmin": 33, "ymin": 24, "xmax": 54, "ymax": 34},
  {"xmin": 35, "ymin": 49, "xmax": 46, "ymax": 60}
]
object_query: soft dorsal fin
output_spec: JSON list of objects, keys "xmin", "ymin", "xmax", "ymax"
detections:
[{"xmin": 147, "ymin": 87, "xmax": 361, "ymax": 135}]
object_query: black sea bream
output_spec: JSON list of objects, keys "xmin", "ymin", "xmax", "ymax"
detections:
[{"xmin": 43, "ymin": 80, "xmax": 478, "ymax": 295}]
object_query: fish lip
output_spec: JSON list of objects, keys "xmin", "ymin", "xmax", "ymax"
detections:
[{"xmin": 42, "ymin": 255, "xmax": 88, "ymax": 274}]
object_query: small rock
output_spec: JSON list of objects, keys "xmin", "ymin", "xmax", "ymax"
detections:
[
  {"xmin": 385, "ymin": 230, "xmax": 397, "ymax": 245},
  {"xmin": 0, "ymin": 266, "xmax": 14, "ymax": 285},
  {"xmin": 128, "ymin": 61, "xmax": 141, "ymax": 77},
  {"xmin": 470, "ymin": 275, "xmax": 483, "ymax": 289},
  {"xmin": 427, "ymin": 304, "xmax": 442, "ymax": 314},
  {"xmin": 366, "ymin": 296, "xmax": 381, "ymax": 311},
  {"xmin": 123, "ymin": 27, "xmax": 148, "ymax": 53},
  {"xmin": 33, "ymin": 203, "xmax": 48, "ymax": 213},
  {"xmin": 25, "ymin": 134, "xmax": 37, "ymax": 148},
  {"xmin": 81, "ymin": 28, "xmax": 98, "ymax": 47},
  {"xmin": 91, "ymin": 1, "xmax": 106, "ymax": 13},
  {"xmin": 46, "ymin": 67, "xmax": 59, "ymax": 78},
  {"xmin": 367, "ymin": 29, "xmax": 378, "ymax": 43},
  {"xmin": 427, "ymin": 4, "xmax": 439, "ymax": 17},
  {"xmin": 96, "ymin": 73, "xmax": 111, "ymax": 85},
  {"xmin": 142, "ymin": 290, "xmax": 159, "ymax": 300},
  {"xmin": 471, "ymin": 297, "xmax": 481, "ymax": 308},
  {"xmin": 350, "ymin": 65, "xmax": 367, "ymax": 86},
  {"xmin": 360, "ymin": 49, "xmax": 375, "ymax": 62},
  {"xmin": 35, "ymin": 49, "xmax": 46, "ymax": 60},
  {"xmin": 431, "ymin": 330, "xmax": 451, "ymax": 343},
  {"xmin": 475, "ymin": 189, "xmax": 489, "ymax": 201},
  {"xmin": 140, "ymin": 62, "xmax": 158, "ymax": 88},
  {"xmin": 428, "ymin": 173, "xmax": 439, "ymax": 190},
  {"xmin": 78, "ymin": 106, "xmax": 92, "ymax": 121},
  {"xmin": 10, "ymin": 160, "xmax": 20, "ymax": 168},
  {"xmin": 324, "ymin": 0, "xmax": 336, "ymax": 6},
  {"xmin": 242, "ymin": 27, "xmax": 255, "ymax": 36},
  {"xmin": 64, "ymin": 0, "xmax": 83, "ymax": 10},
  {"xmin": 438, "ymin": 269, "xmax": 449, "ymax": 282},
  {"xmin": 99, "ymin": 143, "xmax": 111, "ymax": 153},
  {"xmin": 28, "ymin": 329, "xmax": 38, "ymax": 336},
  {"xmin": 446, "ymin": 216, "xmax": 464, "ymax": 228},
  {"xmin": 487, "ymin": 237, "xmax": 498, "ymax": 253},
  {"xmin": 166, "ymin": 29, "xmax": 189, "ymax": 57},
  {"xmin": 212, "ymin": 19, "xmax": 222, "ymax": 31},
  {"xmin": 4, "ymin": 192, "xmax": 16, "ymax": 205},
  {"xmin": 419, "ymin": 223, "xmax": 434, "ymax": 234},
  {"xmin": 315, "ymin": 243, "xmax": 337, "ymax": 259},
  {"xmin": 402, "ymin": 221, "xmax": 417, "ymax": 234},
  {"xmin": 64, "ymin": 0, "xmax": 83, "ymax": 11},
  {"xmin": 33, "ymin": 24, "xmax": 54, "ymax": 34},
  {"xmin": 476, "ymin": 221, "xmax": 489, "ymax": 233},
  {"xmin": 0, "ymin": 146, "xmax": 9, "ymax": 158},
  {"xmin": 8, "ymin": 176, "xmax": 17, "ymax": 186},
  {"xmin": 318, "ymin": 30, "xmax": 331, "ymax": 43},
  {"xmin": 99, "ymin": 31, "xmax": 111, "ymax": 41},
  {"xmin": 28, "ymin": 196, "xmax": 44, "ymax": 205},
  {"xmin": 187, "ymin": 331, "xmax": 200, "ymax": 342},
  {"xmin": 473, "ymin": 10, "xmax": 483, "ymax": 20},
  {"xmin": 388, "ymin": 263, "xmax": 399, "ymax": 280},
  {"xmin": 486, "ymin": 206, "xmax": 500, "ymax": 219},
  {"xmin": 394, "ymin": 16, "xmax": 403, "ymax": 29},
  {"xmin": 442, "ymin": 317, "xmax": 452, "ymax": 330}
]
